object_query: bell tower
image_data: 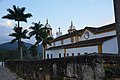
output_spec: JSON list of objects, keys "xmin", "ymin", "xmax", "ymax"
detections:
[
  {"xmin": 68, "ymin": 21, "xmax": 76, "ymax": 33},
  {"xmin": 44, "ymin": 19, "xmax": 52, "ymax": 36},
  {"xmin": 56, "ymin": 27, "xmax": 62, "ymax": 37}
]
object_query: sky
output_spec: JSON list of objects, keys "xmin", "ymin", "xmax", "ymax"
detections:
[{"xmin": 0, "ymin": 0, "xmax": 115, "ymax": 44}]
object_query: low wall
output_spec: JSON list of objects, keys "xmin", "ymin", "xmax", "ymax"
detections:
[{"xmin": 5, "ymin": 55, "xmax": 120, "ymax": 80}]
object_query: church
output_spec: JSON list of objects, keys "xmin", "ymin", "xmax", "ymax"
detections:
[{"xmin": 45, "ymin": 20, "xmax": 118, "ymax": 59}]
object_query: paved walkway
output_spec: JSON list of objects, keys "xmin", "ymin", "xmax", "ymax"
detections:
[{"xmin": 0, "ymin": 66, "xmax": 24, "ymax": 80}]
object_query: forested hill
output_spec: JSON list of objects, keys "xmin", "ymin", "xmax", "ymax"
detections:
[
  {"xmin": 0, "ymin": 42, "xmax": 42, "ymax": 52},
  {"xmin": 0, "ymin": 42, "xmax": 32, "ymax": 51}
]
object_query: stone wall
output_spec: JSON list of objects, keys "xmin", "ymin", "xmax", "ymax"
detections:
[{"xmin": 5, "ymin": 55, "xmax": 120, "ymax": 80}]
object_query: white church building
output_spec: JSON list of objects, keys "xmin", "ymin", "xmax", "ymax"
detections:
[{"xmin": 45, "ymin": 21, "xmax": 118, "ymax": 59}]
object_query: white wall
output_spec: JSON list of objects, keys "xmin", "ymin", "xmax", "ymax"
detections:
[
  {"xmin": 95, "ymin": 31, "xmax": 116, "ymax": 39},
  {"xmin": 80, "ymin": 30, "xmax": 116, "ymax": 41},
  {"xmin": 48, "ymin": 30, "xmax": 116, "ymax": 49},
  {"xmin": 80, "ymin": 30, "xmax": 95, "ymax": 41},
  {"xmin": 55, "ymin": 41, "xmax": 61, "ymax": 46},
  {"xmin": 63, "ymin": 38, "xmax": 71, "ymax": 45},
  {"xmin": 46, "ymin": 49, "xmax": 64, "ymax": 59},
  {"xmin": 46, "ymin": 46, "xmax": 98, "ymax": 58},
  {"xmin": 66, "ymin": 46, "xmax": 98, "ymax": 56},
  {"xmin": 102, "ymin": 37, "xmax": 118, "ymax": 54}
]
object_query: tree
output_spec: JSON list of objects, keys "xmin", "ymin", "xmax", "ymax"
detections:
[
  {"xmin": 29, "ymin": 22, "xmax": 43, "ymax": 60},
  {"xmin": 29, "ymin": 45, "xmax": 37, "ymax": 58},
  {"xmin": 40, "ymin": 28, "xmax": 54, "ymax": 59},
  {"xmin": 9, "ymin": 26, "xmax": 30, "ymax": 60},
  {"xmin": 29, "ymin": 22, "xmax": 54, "ymax": 59},
  {"xmin": 2, "ymin": 5, "xmax": 32, "ymax": 60}
]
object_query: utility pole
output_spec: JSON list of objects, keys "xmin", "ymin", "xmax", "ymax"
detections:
[{"xmin": 113, "ymin": 0, "xmax": 120, "ymax": 54}]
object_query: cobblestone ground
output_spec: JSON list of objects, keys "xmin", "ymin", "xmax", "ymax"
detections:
[{"xmin": 0, "ymin": 66, "xmax": 24, "ymax": 80}]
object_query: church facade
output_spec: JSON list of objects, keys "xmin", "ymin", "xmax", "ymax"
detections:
[{"xmin": 46, "ymin": 22, "xmax": 118, "ymax": 59}]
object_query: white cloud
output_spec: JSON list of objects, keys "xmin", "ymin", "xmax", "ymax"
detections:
[
  {"xmin": 0, "ymin": 20, "xmax": 15, "ymax": 27},
  {"xmin": 0, "ymin": 24, "xmax": 13, "ymax": 44},
  {"xmin": 5, "ymin": 20, "xmax": 14, "ymax": 27}
]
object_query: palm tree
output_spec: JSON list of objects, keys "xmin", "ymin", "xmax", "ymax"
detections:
[
  {"xmin": 2, "ymin": 5, "xmax": 32, "ymax": 60},
  {"xmin": 40, "ymin": 28, "xmax": 54, "ymax": 59},
  {"xmin": 29, "ymin": 22, "xmax": 43, "ymax": 60},
  {"xmin": 29, "ymin": 45, "xmax": 37, "ymax": 58},
  {"xmin": 9, "ymin": 25, "xmax": 30, "ymax": 59},
  {"xmin": 29, "ymin": 22, "xmax": 53, "ymax": 59}
]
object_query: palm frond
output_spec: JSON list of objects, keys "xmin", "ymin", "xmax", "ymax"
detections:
[
  {"xmin": 21, "ymin": 7, "xmax": 25, "ymax": 13},
  {"xmin": 24, "ymin": 13, "xmax": 32, "ymax": 18},
  {"xmin": 29, "ymin": 26, "xmax": 35, "ymax": 29},
  {"xmin": 2, "ymin": 5, "xmax": 32, "ymax": 22},
  {"xmin": 10, "ymin": 38, "xmax": 17, "ymax": 44},
  {"xmin": 29, "ymin": 31, "xmax": 36, "ymax": 37},
  {"xmin": 22, "ymin": 29, "xmax": 28, "ymax": 34},
  {"xmin": 46, "ymin": 40, "xmax": 51, "ymax": 46},
  {"xmin": 20, "ymin": 18, "xmax": 27, "ymax": 22},
  {"xmin": 22, "ymin": 36, "xmax": 30, "ymax": 39},
  {"xmin": 47, "ymin": 37, "xmax": 54, "ymax": 41},
  {"xmin": 2, "ymin": 14, "xmax": 14, "ymax": 20},
  {"xmin": 35, "ymin": 35, "xmax": 42, "ymax": 41},
  {"xmin": 13, "ymin": 5, "xmax": 17, "ymax": 13},
  {"xmin": 21, "ymin": 29, "xmax": 30, "ymax": 39},
  {"xmin": 29, "ymin": 21, "xmax": 43, "ymax": 38},
  {"xmin": 9, "ymin": 33, "xmax": 18, "ymax": 37},
  {"xmin": 40, "ymin": 30, "xmax": 48, "ymax": 39},
  {"xmin": 7, "ymin": 9, "xmax": 14, "ymax": 15}
]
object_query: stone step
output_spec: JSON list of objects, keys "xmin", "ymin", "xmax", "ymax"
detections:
[{"xmin": 0, "ymin": 66, "xmax": 24, "ymax": 80}]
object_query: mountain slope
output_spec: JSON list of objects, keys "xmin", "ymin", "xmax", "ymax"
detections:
[
  {"xmin": 0, "ymin": 42, "xmax": 31, "ymax": 50},
  {"xmin": 0, "ymin": 42, "xmax": 42, "ymax": 53}
]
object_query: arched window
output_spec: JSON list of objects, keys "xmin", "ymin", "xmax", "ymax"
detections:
[
  {"xmin": 59, "ymin": 53, "xmax": 61, "ymax": 58},
  {"xmin": 67, "ymin": 53, "xmax": 69, "ymax": 57},
  {"xmin": 51, "ymin": 54, "xmax": 53, "ymax": 59},
  {"xmin": 72, "ymin": 53, "xmax": 74, "ymax": 56},
  {"xmin": 78, "ymin": 53, "xmax": 80, "ymax": 56},
  {"xmin": 47, "ymin": 54, "xmax": 49, "ymax": 59}
]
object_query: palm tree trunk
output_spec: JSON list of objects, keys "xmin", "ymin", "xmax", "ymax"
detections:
[
  {"xmin": 37, "ymin": 44, "xmax": 39, "ymax": 60},
  {"xmin": 114, "ymin": 0, "xmax": 120, "ymax": 54},
  {"xmin": 18, "ymin": 21, "xmax": 23, "ymax": 60},
  {"xmin": 42, "ymin": 46, "xmax": 46, "ymax": 59},
  {"xmin": 20, "ymin": 42, "xmax": 23, "ymax": 60}
]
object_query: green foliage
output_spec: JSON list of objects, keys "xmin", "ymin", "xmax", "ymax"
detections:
[
  {"xmin": 9, "ymin": 26, "xmax": 30, "ymax": 43},
  {"xmin": 29, "ymin": 45, "xmax": 37, "ymax": 57},
  {"xmin": 29, "ymin": 21, "xmax": 43, "ymax": 44},
  {"xmin": 0, "ymin": 43, "xmax": 41, "ymax": 61},
  {"xmin": 105, "ymin": 66, "xmax": 114, "ymax": 80},
  {"xmin": 0, "ymin": 50, "xmax": 20, "ymax": 61},
  {"xmin": 2, "ymin": 5, "xmax": 32, "ymax": 60},
  {"xmin": 2, "ymin": 5, "xmax": 32, "ymax": 22}
]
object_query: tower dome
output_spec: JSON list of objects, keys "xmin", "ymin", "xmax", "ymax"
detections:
[
  {"xmin": 68, "ymin": 21, "xmax": 76, "ymax": 33},
  {"xmin": 44, "ymin": 19, "xmax": 51, "ymax": 28},
  {"xmin": 44, "ymin": 19, "xmax": 52, "ymax": 36},
  {"xmin": 56, "ymin": 27, "xmax": 62, "ymax": 37}
]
